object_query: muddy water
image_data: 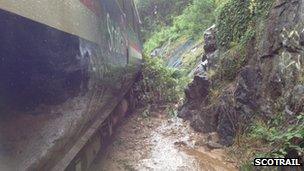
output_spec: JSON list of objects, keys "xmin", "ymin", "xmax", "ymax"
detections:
[{"xmin": 89, "ymin": 109, "xmax": 237, "ymax": 171}]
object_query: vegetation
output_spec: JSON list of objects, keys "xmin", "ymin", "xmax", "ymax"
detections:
[
  {"xmin": 136, "ymin": 0, "xmax": 192, "ymax": 41},
  {"xmin": 200, "ymin": 0, "xmax": 267, "ymax": 83},
  {"xmin": 215, "ymin": 1, "xmax": 304, "ymax": 166},
  {"xmin": 214, "ymin": 44, "xmax": 248, "ymax": 81},
  {"xmin": 142, "ymin": 0, "xmax": 273, "ymax": 54},
  {"xmin": 249, "ymin": 114, "xmax": 304, "ymax": 158},
  {"xmin": 133, "ymin": 55, "xmax": 189, "ymax": 107},
  {"xmin": 231, "ymin": 113, "xmax": 304, "ymax": 168},
  {"xmin": 144, "ymin": 0, "xmax": 219, "ymax": 54},
  {"xmin": 217, "ymin": 0, "xmax": 274, "ymax": 49},
  {"xmin": 136, "ymin": 0, "xmax": 303, "ymax": 168}
]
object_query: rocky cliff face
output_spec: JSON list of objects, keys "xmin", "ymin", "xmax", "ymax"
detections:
[{"xmin": 179, "ymin": 0, "xmax": 304, "ymax": 146}]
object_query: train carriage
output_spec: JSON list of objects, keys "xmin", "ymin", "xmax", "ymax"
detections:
[{"xmin": 0, "ymin": 0, "xmax": 142, "ymax": 170}]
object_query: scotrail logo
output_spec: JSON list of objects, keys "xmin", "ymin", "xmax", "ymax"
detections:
[{"xmin": 254, "ymin": 158, "xmax": 303, "ymax": 166}]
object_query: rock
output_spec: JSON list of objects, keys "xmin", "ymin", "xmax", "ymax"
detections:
[
  {"xmin": 180, "ymin": 0, "xmax": 304, "ymax": 149},
  {"xmin": 291, "ymin": 85, "xmax": 304, "ymax": 103},
  {"xmin": 190, "ymin": 108, "xmax": 217, "ymax": 133},
  {"xmin": 206, "ymin": 50, "xmax": 219, "ymax": 69},
  {"xmin": 179, "ymin": 25, "xmax": 217, "ymax": 124},
  {"xmin": 268, "ymin": 72, "xmax": 284, "ymax": 100},
  {"xmin": 174, "ymin": 141, "xmax": 187, "ymax": 147},
  {"xmin": 185, "ymin": 75, "xmax": 210, "ymax": 101},
  {"xmin": 204, "ymin": 25, "xmax": 217, "ymax": 53},
  {"xmin": 284, "ymin": 105, "xmax": 294, "ymax": 115},
  {"xmin": 204, "ymin": 66, "xmax": 263, "ymax": 146},
  {"xmin": 194, "ymin": 138, "xmax": 207, "ymax": 146},
  {"xmin": 202, "ymin": 25, "xmax": 219, "ymax": 70},
  {"xmin": 178, "ymin": 106, "xmax": 199, "ymax": 121},
  {"xmin": 206, "ymin": 142, "xmax": 223, "ymax": 150},
  {"xmin": 193, "ymin": 62, "xmax": 207, "ymax": 76},
  {"xmin": 290, "ymin": 85, "xmax": 304, "ymax": 113},
  {"xmin": 300, "ymin": 30, "xmax": 304, "ymax": 46},
  {"xmin": 260, "ymin": 0, "xmax": 304, "ymax": 58},
  {"xmin": 216, "ymin": 94, "xmax": 238, "ymax": 146},
  {"xmin": 207, "ymin": 132, "xmax": 220, "ymax": 143},
  {"xmin": 235, "ymin": 66, "xmax": 262, "ymax": 120},
  {"xmin": 150, "ymin": 48, "xmax": 161, "ymax": 58}
]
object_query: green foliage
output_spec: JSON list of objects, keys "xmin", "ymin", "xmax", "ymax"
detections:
[
  {"xmin": 214, "ymin": 44, "xmax": 247, "ymax": 81},
  {"xmin": 250, "ymin": 0, "xmax": 275, "ymax": 19},
  {"xmin": 217, "ymin": 0, "xmax": 274, "ymax": 49},
  {"xmin": 217, "ymin": 0, "xmax": 251, "ymax": 48},
  {"xmin": 144, "ymin": 26, "xmax": 177, "ymax": 54},
  {"xmin": 250, "ymin": 114, "xmax": 304, "ymax": 158},
  {"xmin": 174, "ymin": 0, "xmax": 216, "ymax": 37},
  {"xmin": 143, "ymin": 0, "xmax": 218, "ymax": 54},
  {"xmin": 136, "ymin": 0, "xmax": 191, "ymax": 41},
  {"xmin": 134, "ymin": 55, "xmax": 190, "ymax": 106}
]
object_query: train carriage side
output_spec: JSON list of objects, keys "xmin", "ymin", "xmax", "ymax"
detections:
[{"xmin": 0, "ymin": 0, "xmax": 141, "ymax": 170}]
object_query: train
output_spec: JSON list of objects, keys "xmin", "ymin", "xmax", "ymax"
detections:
[{"xmin": 0, "ymin": 0, "xmax": 142, "ymax": 170}]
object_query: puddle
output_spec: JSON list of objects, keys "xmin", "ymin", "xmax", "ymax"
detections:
[{"xmin": 89, "ymin": 110, "xmax": 237, "ymax": 171}]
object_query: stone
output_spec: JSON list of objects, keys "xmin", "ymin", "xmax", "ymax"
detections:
[
  {"xmin": 292, "ymin": 85, "xmax": 304, "ymax": 102},
  {"xmin": 260, "ymin": 0, "xmax": 303, "ymax": 58},
  {"xmin": 216, "ymin": 94, "xmax": 238, "ymax": 146},
  {"xmin": 194, "ymin": 137, "xmax": 207, "ymax": 146},
  {"xmin": 174, "ymin": 141, "xmax": 187, "ymax": 147},
  {"xmin": 180, "ymin": 0, "xmax": 304, "ymax": 149},
  {"xmin": 207, "ymin": 132, "xmax": 220, "ymax": 143},
  {"xmin": 203, "ymin": 25, "xmax": 217, "ymax": 53},
  {"xmin": 185, "ymin": 75, "xmax": 210, "ymax": 101},
  {"xmin": 300, "ymin": 30, "xmax": 304, "ymax": 46},
  {"xmin": 150, "ymin": 48, "xmax": 161, "ymax": 58},
  {"xmin": 206, "ymin": 50, "xmax": 219, "ymax": 69},
  {"xmin": 290, "ymin": 85, "xmax": 304, "ymax": 113},
  {"xmin": 202, "ymin": 25, "xmax": 219, "ymax": 70},
  {"xmin": 193, "ymin": 62, "xmax": 207, "ymax": 76},
  {"xmin": 206, "ymin": 142, "xmax": 223, "ymax": 150}
]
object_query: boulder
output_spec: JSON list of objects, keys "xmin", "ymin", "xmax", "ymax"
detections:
[
  {"xmin": 180, "ymin": 0, "xmax": 304, "ymax": 149},
  {"xmin": 190, "ymin": 107, "xmax": 218, "ymax": 133},
  {"xmin": 203, "ymin": 25, "xmax": 217, "ymax": 53},
  {"xmin": 179, "ymin": 75, "xmax": 210, "ymax": 122},
  {"xmin": 202, "ymin": 25, "xmax": 219, "ymax": 70},
  {"xmin": 207, "ymin": 132, "xmax": 220, "ymax": 143},
  {"xmin": 216, "ymin": 93, "xmax": 238, "ymax": 146},
  {"xmin": 235, "ymin": 66, "xmax": 262, "ymax": 120},
  {"xmin": 185, "ymin": 75, "xmax": 210, "ymax": 101}
]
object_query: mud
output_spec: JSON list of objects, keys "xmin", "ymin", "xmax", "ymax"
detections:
[{"xmin": 89, "ymin": 109, "xmax": 237, "ymax": 171}]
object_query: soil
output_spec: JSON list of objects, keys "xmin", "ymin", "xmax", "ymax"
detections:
[{"xmin": 89, "ymin": 109, "xmax": 237, "ymax": 171}]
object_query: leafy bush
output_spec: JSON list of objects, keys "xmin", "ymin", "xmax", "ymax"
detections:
[
  {"xmin": 250, "ymin": 114, "xmax": 304, "ymax": 158},
  {"xmin": 217, "ymin": 0, "xmax": 251, "ymax": 48},
  {"xmin": 136, "ymin": 0, "xmax": 191, "ymax": 41},
  {"xmin": 174, "ymin": 0, "xmax": 216, "ymax": 37},
  {"xmin": 217, "ymin": 0, "xmax": 274, "ymax": 49},
  {"xmin": 213, "ymin": 44, "xmax": 247, "ymax": 81},
  {"xmin": 144, "ymin": 0, "xmax": 218, "ymax": 54},
  {"xmin": 133, "ymin": 55, "xmax": 190, "ymax": 107}
]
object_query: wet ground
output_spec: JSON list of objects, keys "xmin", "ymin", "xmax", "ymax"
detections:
[{"xmin": 89, "ymin": 109, "xmax": 237, "ymax": 171}]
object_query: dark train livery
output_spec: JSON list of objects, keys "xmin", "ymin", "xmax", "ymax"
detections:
[{"xmin": 0, "ymin": 0, "xmax": 141, "ymax": 170}]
